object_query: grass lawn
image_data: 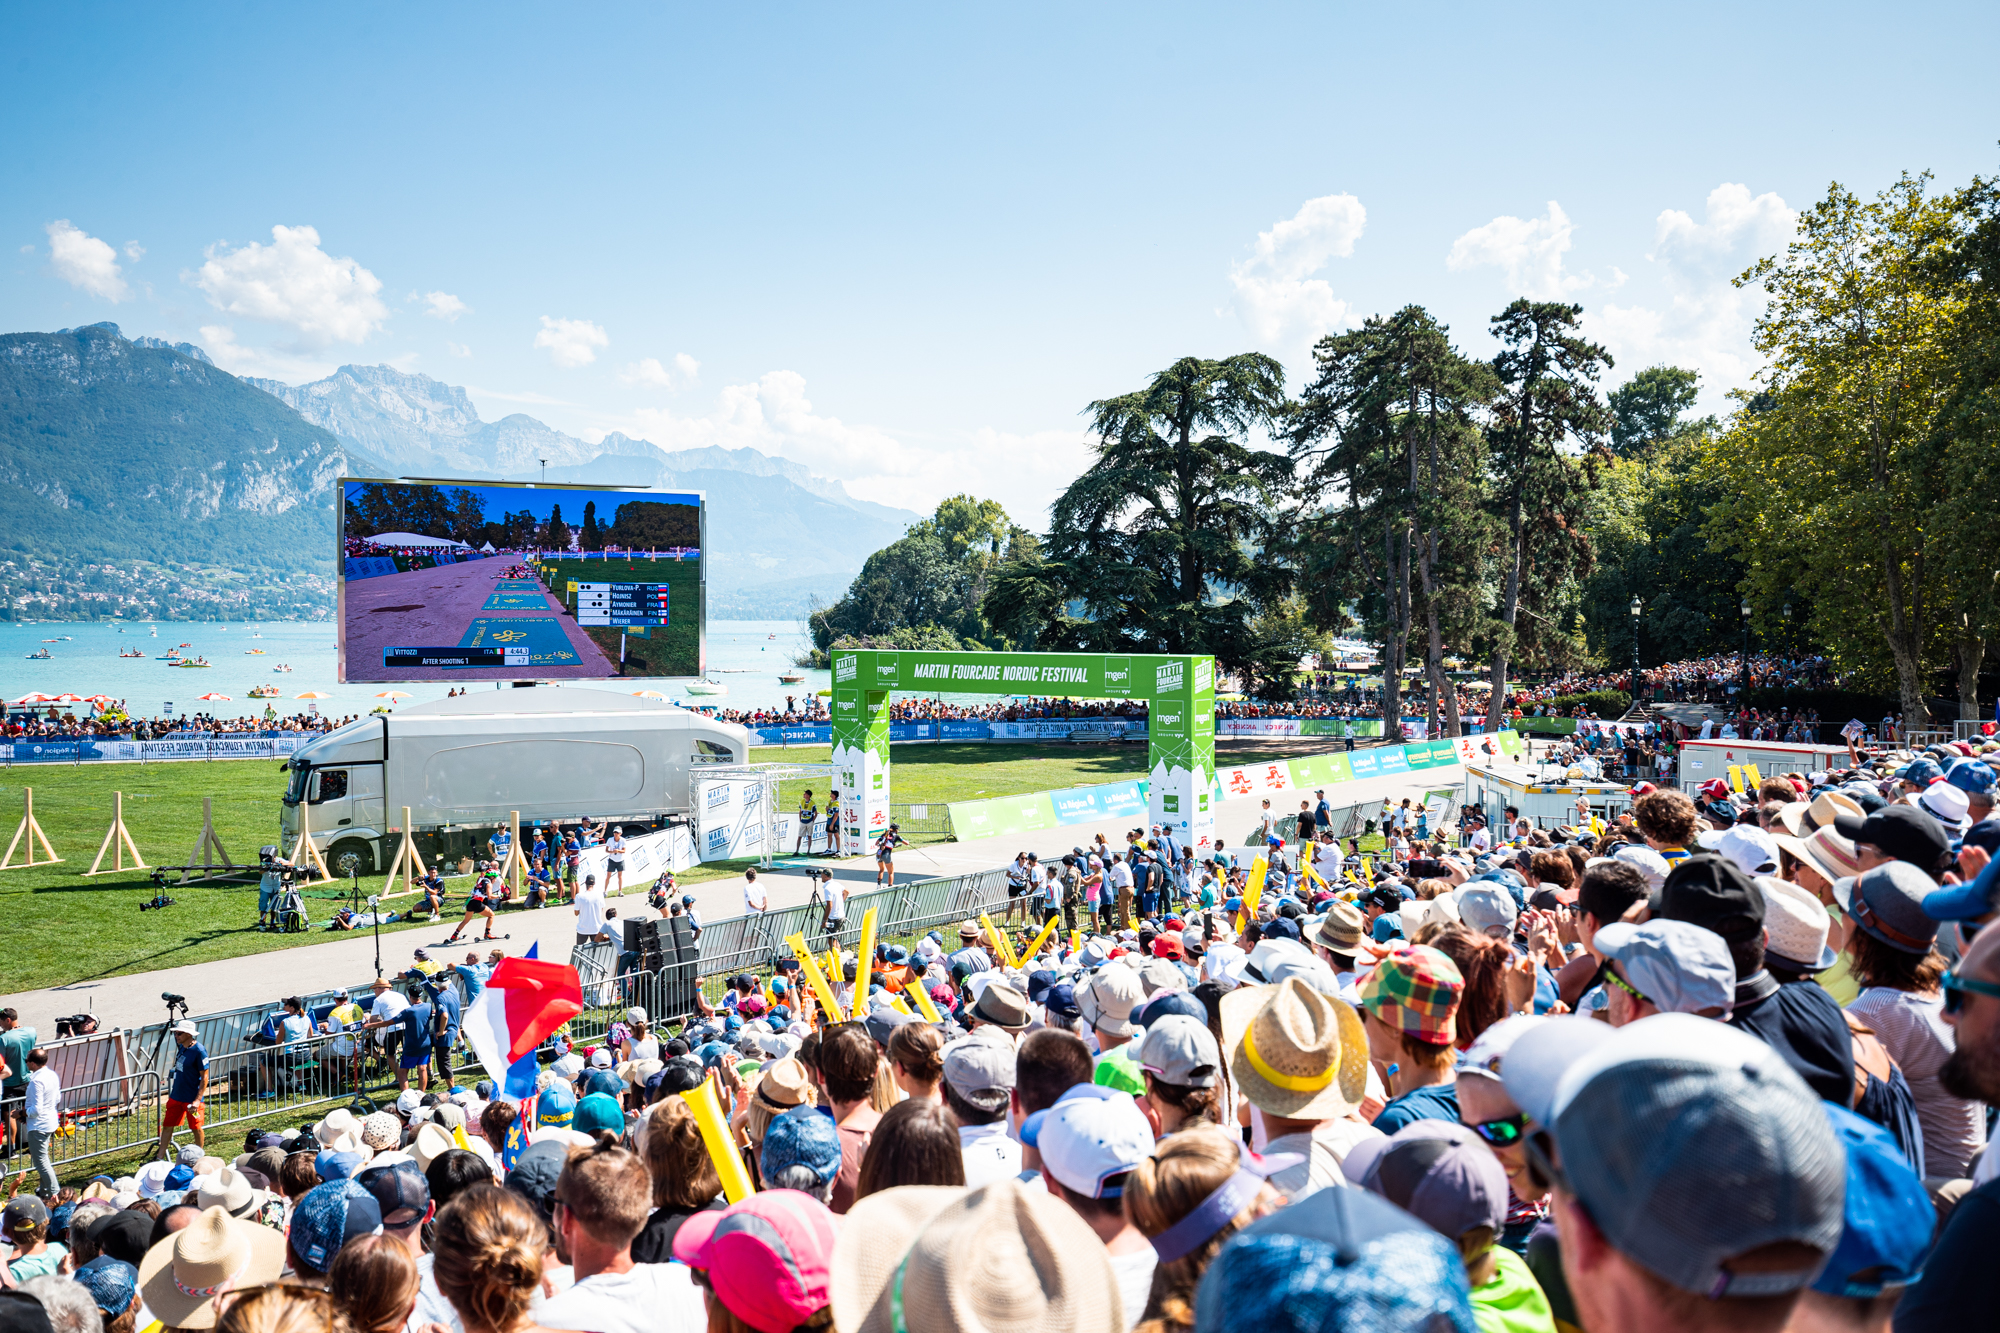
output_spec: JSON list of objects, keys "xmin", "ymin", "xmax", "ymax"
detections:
[
  {"xmin": 536, "ymin": 556, "xmax": 700, "ymax": 677},
  {"xmin": 0, "ymin": 739, "xmax": 1323, "ymax": 990},
  {"xmin": 0, "ymin": 760, "xmax": 458, "ymax": 992}
]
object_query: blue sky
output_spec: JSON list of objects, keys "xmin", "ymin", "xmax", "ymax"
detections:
[{"xmin": 5, "ymin": 3, "xmax": 1996, "ymax": 523}]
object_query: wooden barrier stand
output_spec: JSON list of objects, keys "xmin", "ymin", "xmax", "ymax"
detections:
[
  {"xmin": 0, "ymin": 787, "xmax": 60, "ymax": 870},
  {"xmin": 84, "ymin": 791, "xmax": 147, "ymax": 877},
  {"xmin": 379, "ymin": 806, "xmax": 428, "ymax": 898}
]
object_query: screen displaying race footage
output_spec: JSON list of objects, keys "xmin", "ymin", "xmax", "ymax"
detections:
[{"xmin": 338, "ymin": 479, "xmax": 703, "ymax": 682}]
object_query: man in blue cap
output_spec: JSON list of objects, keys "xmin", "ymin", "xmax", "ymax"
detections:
[{"xmin": 759, "ymin": 1105, "xmax": 842, "ymax": 1204}]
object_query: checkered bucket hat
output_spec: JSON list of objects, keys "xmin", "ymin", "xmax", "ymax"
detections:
[{"xmin": 1359, "ymin": 945, "xmax": 1464, "ymax": 1044}]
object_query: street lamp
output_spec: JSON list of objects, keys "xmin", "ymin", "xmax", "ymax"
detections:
[
  {"xmin": 1740, "ymin": 600, "xmax": 1753, "ymax": 701},
  {"xmin": 1629, "ymin": 597, "xmax": 1642, "ymax": 706}
]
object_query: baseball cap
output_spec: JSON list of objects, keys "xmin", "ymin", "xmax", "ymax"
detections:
[
  {"xmin": 3, "ymin": 1195, "xmax": 49, "ymax": 1237},
  {"xmin": 760, "ymin": 1105, "xmax": 843, "ymax": 1186},
  {"xmin": 73, "ymin": 1255, "xmax": 140, "ymax": 1318},
  {"xmin": 1610, "ymin": 843, "xmax": 1670, "ymax": 893},
  {"xmin": 673, "ymin": 1191, "xmax": 839, "ymax": 1333},
  {"xmin": 1031, "ymin": 1084, "xmax": 1153, "ymax": 1197},
  {"xmin": 1695, "ymin": 824, "xmax": 1781, "ymax": 877},
  {"xmin": 1344, "ymin": 1120, "xmax": 1509, "ymax": 1244},
  {"xmin": 314, "ymin": 1149, "xmax": 365, "ymax": 1181},
  {"xmin": 537, "ymin": 1082, "xmax": 577, "ymax": 1128},
  {"xmin": 589, "ymin": 1046, "xmax": 614, "ymax": 1069},
  {"xmin": 1813, "ymin": 1105, "xmax": 1934, "ymax": 1299},
  {"xmin": 1833, "ymin": 861, "xmax": 1940, "ymax": 955},
  {"xmin": 1516, "ymin": 1012, "xmax": 1844, "ymax": 1297},
  {"xmin": 356, "ymin": 1162, "xmax": 432, "ymax": 1229},
  {"xmin": 1193, "ymin": 1183, "xmax": 1476, "ymax": 1333},
  {"xmin": 1138, "ymin": 1014, "xmax": 1222, "ymax": 1088},
  {"xmin": 1455, "ymin": 884, "xmax": 1517, "ymax": 937},
  {"xmin": 1457, "ymin": 1013, "xmax": 1547, "ymax": 1084},
  {"xmin": 574, "ymin": 1091, "xmax": 626, "ymax": 1137},
  {"xmin": 1946, "ymin": 759, "xmax": 1997, "ymax": 794},
  {"xmin": 1835, "ymin": 805, "xmax": 1950, "ymax": 875},
  {"xmin": 1653, "ymin": 854, "xmax": 1766, "ymax": 944},
  {"xmin": 1593, "ymin": 920, "xmax": 1736, "ymax": 1015},
  {"xmin": 290, "ymin": 1178, "xmax": 386, "ymax": 1274},
  {"xmin": 941, "ymin": 1030, "xmax": 1016, "ymax": 1113}
]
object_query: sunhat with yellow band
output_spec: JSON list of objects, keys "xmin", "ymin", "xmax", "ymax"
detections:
[{"xmin": 1219, "ymin": 977, "xmax": 1369, "ymax": 1120}]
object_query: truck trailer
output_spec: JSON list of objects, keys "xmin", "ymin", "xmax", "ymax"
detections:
[
  {"xmin": 1677, "ymin": 738, "xmax": 1853, "ymax": 795},
  {"xmin": 278, "ymin": 688, "xmax": 755, "ymax": 874}
]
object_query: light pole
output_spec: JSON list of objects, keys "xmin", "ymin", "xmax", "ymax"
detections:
[
  {"xmin": 1782, "ymin": 603, "xmax": 1793, "ymax": 706},
  {"xmin": 1740, "ymin": 600, "xmax": 1753, "ymax": 703},
  {"xmin": 1629, "ymin": 596, "xmax": 1642, "ymax": 707}
]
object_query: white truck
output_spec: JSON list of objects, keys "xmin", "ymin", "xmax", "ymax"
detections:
[
  {"xmin": 278, "ymin": 688, "xmax": 754, "ymax": 874},
  {"xmin": 1462, "ymin": 759, "xmax": 1637, "ymax": 835}
]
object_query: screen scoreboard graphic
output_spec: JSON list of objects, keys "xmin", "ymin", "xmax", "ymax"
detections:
[
  {"xmin": 575, "ymin": 582, "xmax": 671, "ymax": 628},
  {"xmin": 337, "ymin": 478, "xmax": 704, "ymax": 682}
]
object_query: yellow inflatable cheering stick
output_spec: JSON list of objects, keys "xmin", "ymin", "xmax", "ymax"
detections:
[{"xmin": 683, "ymin": 1072, "xmax": 756, "ymax": 1203}]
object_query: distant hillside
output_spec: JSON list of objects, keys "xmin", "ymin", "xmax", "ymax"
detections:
[
  {"xmin": 0, "ymin": 324, "xmax": 382, "ymax": 588},
  {"xmin": 248, "ymin": 363, "xmax": 924, "ymax": 613}
]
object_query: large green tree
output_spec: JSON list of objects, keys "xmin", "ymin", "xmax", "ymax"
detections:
[
  {"xmin": 1708, "ymin": 174, "xmax": 1977, "ymax": 723},
  {"xmin": 1483, "ymin": 300, "xmax": 1613, "ymax": 716},
  {"xmin": 1045, "ymin": 354, "xmax": 1293, "ymax": 669},
  {"xmin": 1607, "ymin": 366, "xmax": 1711, "ymax": 456},
  {"xmin": 811, "ymin": 494, "xmax": 1037, "ymax": 650},
  {"xmin": 1291, "ymin": 307, "xmax": 1495, "ymax": 734}
]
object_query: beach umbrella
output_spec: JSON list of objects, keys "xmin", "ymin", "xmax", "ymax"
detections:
[
  {"xmin": 295, "ymin": 691, "xmax": 331, "ymax": 699},
  {"xmin": 11, "ymin": 693, "xmax": 54, "ymax": 705},
  {"xmin": 50, "ymin": 693, "xmax": 86, "ymax": 703},
  {"xmin": 83, "ymin": 694, "xmax": 114, "ymax": 703},
  {"xmin": 631, "ymin": 690, "xmax": 666, "ymax": 698},
  {"xmin": 375, "ymin": 690, "xmax": 413, "ymax": 700},
  {"xmin": 198, "ymin": 693, "xmax": 232, "ymax": 701}
]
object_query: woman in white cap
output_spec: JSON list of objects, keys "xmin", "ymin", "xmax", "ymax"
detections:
[{"xmin": 618, "ymin": 1010, "xmax": 658, "ymax": 1065}]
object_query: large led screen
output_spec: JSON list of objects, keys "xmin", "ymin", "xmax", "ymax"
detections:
[{"xmin": 338, "ymin": 479, "xmax": 703, "ymax": 682}]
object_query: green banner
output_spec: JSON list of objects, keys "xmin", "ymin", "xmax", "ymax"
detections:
[
  {"xmin": 1514, "ymin": 717, "xmax": 1578, "ymax": 735},
  {"xmin": 1299, "ymin": 718, "xmax": 1383, "ymax": 737},
  {"xmin": 947, "ymin": 791, "xmax": 1057, "ymax": 840}
]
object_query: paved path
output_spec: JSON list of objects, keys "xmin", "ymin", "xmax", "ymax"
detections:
[{"xmin": 8, "ymin": 762, "xmax": 1470, "ymax": 1035}]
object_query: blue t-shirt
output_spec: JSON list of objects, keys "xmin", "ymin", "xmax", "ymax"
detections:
[
  {"xmin": 454, "ymin": 963, "xmax": 490, "ymax": 1006},
  {"xmin": 1373, "ymin": 1082, "xmax": 1460, "ymax": 1135},
  {"xmin": 169, "ymin": 1043, "xmax": 209, "ymax": 1102},
  {"xmin": 398, "ymin": 1004, "xmax": 434, "ymax": 1058},
  {"xmin": 1371, "ymin": 915, "xmax": 1404, "ymax": 943},
  {"xmin": 429, "ymin": 987, "xmax": 462, "ymax": 1039}
]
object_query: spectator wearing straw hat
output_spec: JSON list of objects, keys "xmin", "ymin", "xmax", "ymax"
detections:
[
  {"xmin": 137, "ymin": 1204, "xmax": 288, "ymax": 1329},
  {"xmin": 1219, "ymin": 977, "xmax": 1378, "ymax": 1198},
  {"xmin": 831, "ymin": 1178, "xmax": 1122, "ymax": 1333}
]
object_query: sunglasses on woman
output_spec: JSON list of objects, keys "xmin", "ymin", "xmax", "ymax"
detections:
[
  {"xmin": 1941, "ymin": 970, "xmax": 2000, "ymax": 1015},
  {"xmin": 1470, "ymin": 1113, "xmax": 1527, "ymax": 1147}
]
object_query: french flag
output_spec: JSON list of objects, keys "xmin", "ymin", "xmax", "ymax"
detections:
[{"xmin": 464, "ymin": 942, "xmax": 583, "ymax": 1106}]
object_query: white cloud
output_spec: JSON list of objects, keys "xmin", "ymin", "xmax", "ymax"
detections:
[
  {"xmin": 123, "ymin": 241, "xmax": 145, "ymax": 262},
  {"xmin": 45, "ymin": 220, "xmax": 128, "ymax": 301},
  {"xmin": 1587, "ymin": 184, "xmax": 1798, "ymax": 406},
  {"xmin": 192, "ymin": 224, "xmax": 387, "ymax": 346},
  {"xmin": 1446, "ymin": 201, "xmax": 1597, "ymax": 299},
  {"xmin": 195, "ymin": 324, "xmax": 338, "ymax": 382},
  {"xmin": 620, "ymin": 352, "xmax": 701, "ymax": 390},
  {"xmin": 534, "ymin": 315, "xmax": 608, "ymax": 368},
  {"xmin": 617, "ymin": 370, "xmax": 1092, "ymax": 520},
  {"xmin": 1229, "ymin": 194, "xmax": 1366, "ymax": 346},
  {"xmin": 420, "ymin": 290, "xmax": 466, "ymax": 321},
  {"xmin": 445, "ymin": 340, "xmax": 472, "ymax": 357}
]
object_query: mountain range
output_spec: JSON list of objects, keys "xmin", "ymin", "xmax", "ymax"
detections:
[
  {"xmin": 249, "ymin": 363, "xmax": 922, "ymax": 613},
  {"xmin": 0, "ymin": 324, "xmax": 919, "ymax": 619}
]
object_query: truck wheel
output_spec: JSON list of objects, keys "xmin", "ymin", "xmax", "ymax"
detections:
[{"xmin": 330, "ymin": 839, "xmax": 376, "ymax": 877}]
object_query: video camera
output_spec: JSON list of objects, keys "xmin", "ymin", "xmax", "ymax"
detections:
[
  {"xmin": 140, "ymin": 867, "xmax": 176, "ymax": 912},
  {"xmin": 260, "ymin": 845, "xmax": 297, "ymax": 885}
]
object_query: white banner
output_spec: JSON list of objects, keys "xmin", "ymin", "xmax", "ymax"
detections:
[
  {"xmin": 694, "ymin": 778, "xmax": 766, "ymax": 862},
  {"xmin": 575, "ymin": 824, "xmax": 697, "ymax": 889},
  {"xmin": 987, "ymin": 719, "xmax": 1143, "ymax": 741},
  {"xmin": 96, "ymin": 736, "xmax": 310, "ymax": 760}
]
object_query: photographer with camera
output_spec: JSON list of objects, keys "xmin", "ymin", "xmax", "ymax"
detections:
[{"xmin": 256, "ymin": 845, "xmax": 295, "ymax": 932}]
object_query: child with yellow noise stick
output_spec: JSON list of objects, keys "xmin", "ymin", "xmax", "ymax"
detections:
[
  {"xmin": 784, "ymin": 932, "xmax": 845, "ymax": 1027},
  {"xmin": 1234, "ymin": 856, "xmax": 1268, "ymax": 934},
  {"xmin": 1019, "ymin": 916, "xmax": 1062, "ymax": 969}
]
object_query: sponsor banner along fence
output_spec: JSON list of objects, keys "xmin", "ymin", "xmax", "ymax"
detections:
[
  {"xmin": 947, "ymin": 731, "xmax": 1527, "ymax": 842},
  {"xmin": 752, "ymin": 719, "xmax": 1146, "ymax": 746},
  {"xmin": 343, "ymin": 549, "xmax": 498, "ymax": 581},
  {"xmin": 7, "ymin": 735, "xmax": 312, "ymax": 763}
]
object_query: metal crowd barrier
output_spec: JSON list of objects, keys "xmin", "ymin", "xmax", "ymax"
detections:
[{"xmin": 44, "ymin": 866, "xmax": 1013, "ymax": 1173}]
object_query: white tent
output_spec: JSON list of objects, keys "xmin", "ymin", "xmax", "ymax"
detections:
[
  {"xmin": 363, "ymin": 532, "xmax": 470, "ymax": 549},
  {"xmin": 479, "ymin": 541, "xmax": 496, "ymax": 552}
]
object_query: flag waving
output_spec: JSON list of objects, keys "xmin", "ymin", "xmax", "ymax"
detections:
[{"xmin": 463, "ymin": 944, "xmax": 582, "ymax": 1105}]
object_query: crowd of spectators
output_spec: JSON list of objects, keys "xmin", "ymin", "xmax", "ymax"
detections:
[
  {"xmin": 1517, "ymin": 652, "xmax": 1835, "ymax": 707},
  {"xmin": 1, "ymin": 709, "xmax": 355, "ymax": 740}
]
